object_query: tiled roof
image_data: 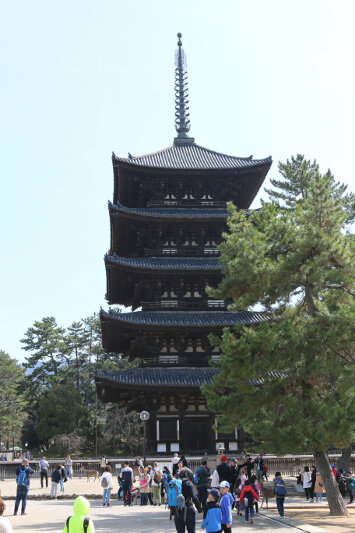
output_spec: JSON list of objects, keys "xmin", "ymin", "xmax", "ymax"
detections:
[
  {"xmin": 101, "ymin": 309, "xmax": 266, "ymax": 328},
  {"xmin": 113, "ymin": 143, "xmax": 272, "ymax": 170},
  {"xmin": 105, "ymin": 254, "xmax": 223, "ymax": 271},
  {"xmin": 96, "ymin": 367, "xmax": 285, "ymax": 388},
  {"xmin": 109, "ymin": 202, "xmax": 231, "ymax": 219},
  {"xmin": 96, "ymin": 367, "xmax": 218, "ymax": 388}
]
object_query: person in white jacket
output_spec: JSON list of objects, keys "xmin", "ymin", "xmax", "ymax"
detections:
[
  {"xmin": 0, "ymin": 495, "xmax": 13, "ymax": 533},
  {"xmin": 100, "ymin": 465, "xmax": 114, "ymax": 506}
]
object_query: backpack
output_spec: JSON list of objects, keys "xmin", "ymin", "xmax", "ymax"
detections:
[
  {"xmin": 168, "ymin": 478, "xmax": 185, "ymax": 513},
  {"xmin": 16, "ymin": 468, "xmax": 28, "ymax": 488},
  {"xmin": 66, "ymin": 516, "xmax": 89, "ymax": 533},
  {"xmin": 154, "ymin": 471, "xmax": 162, "ymax": 484},
  {"xmin": 101, "ymin": 476, "xmax": 108, "ymax": 488},
  {"xmin": 275, "ymin": 479, "xmax": 287, "ymax": 496},
  {"xmin": 244, "ymin": 489, "xmax": 254, "ymax": 508}
]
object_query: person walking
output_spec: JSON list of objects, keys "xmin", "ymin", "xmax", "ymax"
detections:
[
  {"xmin": 65, "ymin": 456, "xmax": 73, "ymax": 480},
  {"xmin": 62, "ymin": 496, "xmax": 95, "ymax": 533},
  {"xmin": 238, "ymin": 480, "xmax": 258, "ymax": 525},
  {"xmin": 39, "ymin": 457, "xmax": 49, "ymax": 489},
  {"xmin": 51, "ymin": 465, "xmax": 62, "ymax": 500},
  {"xmin": 201, "ymin": 489, "xmax": 222, "ymax": 533},
  {"xmin": 219, "ymin": 481, "xmax": 233, "ymax": 533},
  {"xmin": 100, "ymin": 465, "xmax": 113, "ymax": 506},
  {"xmin": 13, "ymin": 459, "xmax": 33, "ymax": 516},
  {"xmin": 302, "ymin": 467, "xmax": 312, "ymax": 501},
  {"xmin": 250, "ymin": 475, "xmax": 260, "ymax": 514},
  {"xmin": 314, "ymin": 471, "xmax": 325, "ymax": 503},
  {"xmin": 121, "ymin": 461, "xmax": 133, "ymax": 506},
  {"xmin": 273, "ymin": 472, "xmax": 287, "ymax": 518},
  {"xmin": 172, "ymin": 468, "xmax": 202, "ymax": 533},
  {"xmin": 195, "ymin": 460, "xmax": 210, "ymax": 511},
  {"xmin": 151, "ymin": 462, "xmax": 162, "ymax": 505},
  {"xmin": 0, "ymin": 496, "xmax": 13, "ymax": 533}
]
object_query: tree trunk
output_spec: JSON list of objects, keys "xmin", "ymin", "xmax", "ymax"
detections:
[
  {"xmin": 338, "ymin": 445, "xmax": 352, "ymax": 473},
  {"xmin": 314, "ymin": 449, "xmax": 348, "ymax": 516}
]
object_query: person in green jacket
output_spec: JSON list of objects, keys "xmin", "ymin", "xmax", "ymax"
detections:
[{"xmin": 62, "ymin": 496, "xmax": 95, "ymax": 533}]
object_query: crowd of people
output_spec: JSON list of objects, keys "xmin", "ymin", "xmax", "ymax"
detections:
[
  {"xmin": 4, "ymin": 454, "xmax": 355, "ymax": 533},
  {"xmin": 298, "ymin": 464, "xmax": 355, "ymax": 504}
]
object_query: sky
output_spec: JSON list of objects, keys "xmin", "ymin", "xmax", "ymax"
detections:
[{"xmin": 1, "ymin": 0, "xmax": 354, "ymax": 363}]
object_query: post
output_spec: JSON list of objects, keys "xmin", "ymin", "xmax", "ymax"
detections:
[
  {"xmin": 95, "ymin": 396, "xmax": 98, "ymax": 458},
  {"xmin": 139, "ymin": 411, "xmax": 150, "ymax": 467},
  {"xmin": 143, "ymin": 420, "xmax": 147, "ymax": 466}
]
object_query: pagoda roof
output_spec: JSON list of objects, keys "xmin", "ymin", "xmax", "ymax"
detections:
[
  {"xmin": 109, "ymin": 201, "xmax": 232, "ymax": 219},
  {"xmin": 96, "ymin": 367, "xmax": 218, "ymax": 389},
  {"xmin": 101, "ymin": 309, "xmax": 265, "ymax": 329},
  {"xmin": 105, "ymin": 253, "xmax": 223, "ymax": 272},
  {"xmin": 96, "ymin": 367, "xmax": 285, "ymax": 391},
  {"xmin": 113, "ymin": 143, "xmax": 272, "ymax": 171}
]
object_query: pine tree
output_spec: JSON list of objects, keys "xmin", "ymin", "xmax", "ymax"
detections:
[
  {"xmin": 204, "ymin": 155, "xmax": 355, "ymax": 516},
  {"xmin": 21, "ymin": 317, "xmax": 66, "ymax": 397},
  {"xmin": 0, "ymin": 351, "xmax": 27, "ymax": 442}
]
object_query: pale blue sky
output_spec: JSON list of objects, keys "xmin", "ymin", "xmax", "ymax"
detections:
[{"xmin": 1, "ymin": 0, "xmax": 354, "ymax": 363}]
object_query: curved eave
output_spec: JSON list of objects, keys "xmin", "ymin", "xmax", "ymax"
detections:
[
  {"xmin": 101, "ymin": 308, "xmax": 265, "ymax": 331},
  {"xmin": 95, "ymin": 367, "xmax": 218, "ymax": 392},
  {"xmin": 112, "ymin": 144, "xmax": 272, "ymax": 172},
  {"xmin": 105, "ymin": 253, "xmax": 224, "ymax": 274},
  {"xmin": 108, "ymin": 201, "xmax": 232, "ymax": 221}
]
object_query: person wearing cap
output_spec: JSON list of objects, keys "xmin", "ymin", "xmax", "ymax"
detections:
[
  {"xmin": 330, "ymin": 464, "xmax": 337, "ymax": 479},
  {"xmin": 229, "ymin": 459, "xmax": 239, "ymax": 496},
  {"xmin": 217, "ymin": 456, "xmax": 231, "ymax": 485},
  {"xmin": 201, "ymin": 489, "xmax": 222, "ymax": 533},
  {"xmin": 173, "ymin": 468, "xmax": 202, "ymax": 533},
  {"xmin": 218, "ymin": 482, "xmax": 233, "ymax": 533}
]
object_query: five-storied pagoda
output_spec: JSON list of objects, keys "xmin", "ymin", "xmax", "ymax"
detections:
[{"xmin": 96, "ymin": 34, "xmax": 272, "ymax": 454}]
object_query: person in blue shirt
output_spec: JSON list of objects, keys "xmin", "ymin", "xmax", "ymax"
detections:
[
  {"xmin": 218, "ymin": 481, "xmax": 233, "ymax": 533},
  {"xmin": 14, "ymin": 459, "xmax": 34, "ymax": 515},
  {"xmin": 202, "ymin": 489, "xmax": 222, "ymax": 533}
]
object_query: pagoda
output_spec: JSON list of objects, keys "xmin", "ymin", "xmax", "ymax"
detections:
[{"xmin": 95, "ymin": 34, "xmax": 272, "ymax": 454}]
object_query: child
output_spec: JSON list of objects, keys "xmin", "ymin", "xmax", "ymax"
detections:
[
  {"xmin": 250, "ymin": 475, "xmax": 260, "ymax": 514},
  {"xmin": 202, "ymin": 489, "xmax": 222, "ymax": 533},
  {"xmin": 100, "ymin": 465, "xmax": 114, "ymax": 506},
  {"xmin": 62, "ymin": 496, "xmax": 95, "ymax": 533},
  {"xmin": 238, "ymin": 480, "xmax": 258, "ymax": 524},
  {"xmin": 218, "ymin": 481, "xmax": 233, "ymax": 533},
  {"xmin": 273, "ymin": 472, "xmax": 287, "ymax": 518}
]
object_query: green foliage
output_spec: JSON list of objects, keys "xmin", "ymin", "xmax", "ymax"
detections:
[
  {"xmin": 16, "ymin": 311, "xmax": 139, "ymax": 453},
  {"xmin": 204, "ymin": 155, "xmax": 355, "ymax": 455},
  {"xmin": 34, "ymin": 383, "xmax": 87, "ymax": 447},
  {"xmin": 0, "ymin": 350, "xmax": 27, "ymax": 438}
]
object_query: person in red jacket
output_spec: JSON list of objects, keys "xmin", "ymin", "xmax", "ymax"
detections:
[
  {"xmin": 239, "ymin": 480, "xmax": 259, "ymax": 524},
  {"xmin": 330, "ymin": 464, "xmax": 337, "ymax": 479}
]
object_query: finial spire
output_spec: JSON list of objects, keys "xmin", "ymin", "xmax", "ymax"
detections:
[{"xmin": 174, "ymin": 33, "xmax": 194, "ymax": 145}]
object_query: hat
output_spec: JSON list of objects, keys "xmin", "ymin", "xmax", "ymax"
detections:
[
  {"xmin": 218, "ymin": 481, "xmax": 230, "ymax": 488},
  {"xmin": 208, "ymin": 488, "xmax": 220, "ymax": 500},
  {"xmin": 330, "ymin": 464, "xmax": 335, "ymax": 467},
  {"xmin": 230, "ymin": 457, "xmax": 237, "ymax": 463},
  {"xmin": 220, "ymin": 455, "xmax": 227, "ymax": 462}
]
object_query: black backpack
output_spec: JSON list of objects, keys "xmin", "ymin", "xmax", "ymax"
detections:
[
  {"xmin": 66, "ymin": 516, "xmax": 89, "ymax": 532},
  {"xmin": 244, "ymin": 490, "xmax": 254, "ymax": 508}
]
